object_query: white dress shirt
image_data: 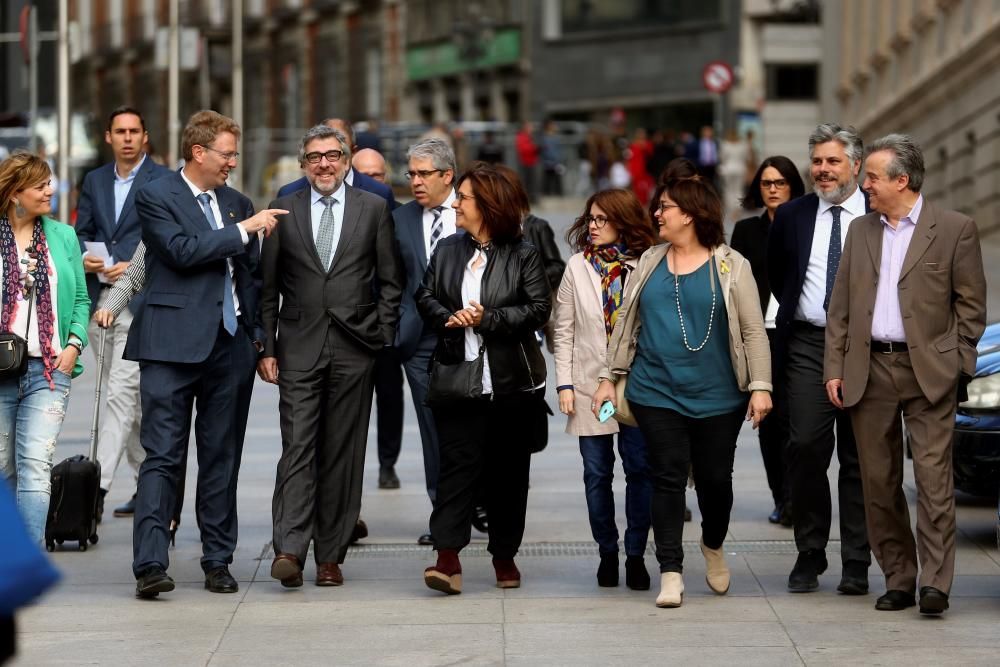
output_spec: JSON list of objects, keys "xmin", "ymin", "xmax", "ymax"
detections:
[
  {"xmin": 794, "ymin": 187, "xmax": 867, "ymax": 327},
  {"xmin": 461, "ymin": 247, "xmax": 492, "ymax": 395},
  {"xmin": 180, "ymin": 169, "xmax": 250, "ymax": 316},
  {"xmin": 3, "ymin": 253, "xmax": 63, "ymax": 357},
  {"xmin": 422, "ymin": 190, "xmax": 457, "ymax": 263},
  {"xmin": 310, "ymin": 181, "xmax": 347, "ymax": 268}
]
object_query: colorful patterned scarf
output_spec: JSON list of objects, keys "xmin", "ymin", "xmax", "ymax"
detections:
[
  {"xmin": 1, "ymin": 216, "xmax": 57, "ymax": 387},
  {"xmin": 584, "ymin": 242, "xmax": 630, "ymax": 341}
]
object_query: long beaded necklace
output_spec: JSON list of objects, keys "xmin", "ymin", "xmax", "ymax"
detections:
[{"xmin": 670, "ymin": 246, "xmax": 716, "ymax": 352}]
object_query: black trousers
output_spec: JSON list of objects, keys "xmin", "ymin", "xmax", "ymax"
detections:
[
  {"xmin": 632, "ymin": 403, "xmax": 745, "ymax": 573},
  {"xmin": 133, "ymin": 326, "xmax": 256, "ymax": 577},
  {"xmin": 272, "ymin": 326, "xmax": 376, "ymax": 565},
  {"xmin": 759, "ymin": 329, "xmax": 790, "ymax": 508},
  {"xmin": 785, "ymin": 324, "xmax": 870, "ymax": 563},
  {"xmin": 429, "ymin": 392, "xmax": 535, "ymax": 559},
  {"xmin": 374, "ymin": 346, "xmax": 404, "ymax": 469}
]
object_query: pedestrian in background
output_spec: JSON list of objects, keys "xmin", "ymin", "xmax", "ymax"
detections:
[
  {"xmin": 418, "ymin": 163, "xmax": 551, "ymax": 595},
  {"xmin": 555, "ymin": 188, "xmax": 657, "ymax": 590},
  {"xmin": 0, "ymin": 151, "xmax": 90, "ymax": 545},
  {"xmin": 731, "ymin": 156, "xmax": 805, "ymax": 526},
  {"xmin": 593, "ymin": 174, "xmax": 772, "ymax": 608},
  {"xmin": 515, "ymin": 122, "xmax": 540, "ymax": 203},
  {"xmin": 540, "ymin": 120, "xmax": 564, "ymax": 197}
]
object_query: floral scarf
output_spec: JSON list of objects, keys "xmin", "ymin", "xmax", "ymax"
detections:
[
  {"xmin": 0, "ymin": 216, "xmax": 56, "ymax": 386},
  {"xmin": 583, "ymin": 242, "xmax": 630, "ymax": 341}
]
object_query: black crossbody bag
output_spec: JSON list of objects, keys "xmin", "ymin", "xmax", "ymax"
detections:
[
  {"xmin": 425, "ymin": 341, "xmax": 486, "ymax": 407},
  {"xmin": 0, "ymin": 283, "xmax": 35, "ymax": 380}
]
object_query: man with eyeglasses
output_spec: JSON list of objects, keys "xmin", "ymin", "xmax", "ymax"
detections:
[
  {"xmin": 127, "ymin": 110, "xmax": 287, "ymax": 599},
  {"xmin": 259, "ymin": 124, "xmax": 403, "ymax": 588},
  {"xmin": 393, "ymin": 138, "xmax": 459, "ymax": 545}
]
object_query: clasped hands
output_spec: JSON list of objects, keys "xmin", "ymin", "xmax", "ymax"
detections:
[{"xmin": 444, "ymin": 300, "xmax": 484, "ymax": 329}]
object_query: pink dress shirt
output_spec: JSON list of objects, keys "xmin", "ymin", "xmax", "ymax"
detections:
[{"xmin": 871, "ymin": 195, "xmax": 923, "ymax": 342}]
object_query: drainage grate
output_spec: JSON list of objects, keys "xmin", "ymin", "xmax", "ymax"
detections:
[{"xmin": 258, "ymin": 540, "xmax": 840, "ymax": 559}]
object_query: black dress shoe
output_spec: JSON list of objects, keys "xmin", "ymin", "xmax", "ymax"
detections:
[
  {"xmin": 97, "ymin": 488, "xmax": 108, "ymax": 524},
  {"xmin": 417, "ymin": 532, "xmax": 435, "ymax": 546},
  {"xmin": 136, "ymin": 567, "xmax": 175, "ymax": 599},
  {"xmin": 788, "ymin": 549, "xmax": 828, "ymax": 592},
  {"xmin": 596, "ymin": 552, "xmax": 619, "ymax": 587},
  {"xmin": 113, "ymin": 493, "xmax": 137, "ymax": 517},
  {"xmin": 349, "ymin": 519, "xmax": 369, "ymax": 545},
  {"xmin": 471, "ymin": 505, "xmax": 489, "ymax": 534},
  {"xmin": 919, "ymin": 586, "xmax": 950, "ymax": 615},
  {"xmin": 875, "ymin": 589, "xmax": 916, "ymax": 611},
  {"xmin": 204, "ymin": 566, "xmax": 239, "ymax": 594},
  {"xmin": 837, "ymin": 560, "xmax": 869, "ymax": 595},
  {"xmin": 378, "ymin": 466, "xmax": 400, "ymax": 489},
  {"xmin": 768, "ymin": 506, "xmax": 782, "ymax": 524}
]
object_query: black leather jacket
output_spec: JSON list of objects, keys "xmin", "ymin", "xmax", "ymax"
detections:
[{"xmin": 415, "ymin": 234, "xmax": 551, "ymax": 396}]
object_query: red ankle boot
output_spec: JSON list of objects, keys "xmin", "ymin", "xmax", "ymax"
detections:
[
  {"xmin": 424, "ymin": 548, "xmax": 462, "ymax": 595},
  {"xmin": 493, "ymin": 558, "xmax": 521, "ymax": 589}
]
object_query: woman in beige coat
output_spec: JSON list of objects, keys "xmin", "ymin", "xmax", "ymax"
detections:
[
  {"xmin": 593, "ymin": 175, "xmax": 772, "ymax": 609},
  {"xmin": 554, "ymin": 189, "xmax": 658, "ymax": 590}
]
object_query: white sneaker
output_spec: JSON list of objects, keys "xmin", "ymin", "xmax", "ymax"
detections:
[{"xmin": 655, "ymin": 572, "xmax": 684, "ymax": 608}]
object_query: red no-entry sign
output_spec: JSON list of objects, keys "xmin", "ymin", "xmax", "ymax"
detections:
[{"xmin": 702, "ymin": 61, "xmax": 734, "ymax": 94}]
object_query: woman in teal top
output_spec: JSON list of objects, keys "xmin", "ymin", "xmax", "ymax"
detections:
[
  {"xmin": 593, "ymin": 175, "xmax": 772, "ymax": 609},
  {"xmin": 0, "ymin": 151, "xmax": 90, "ymax": 544}
]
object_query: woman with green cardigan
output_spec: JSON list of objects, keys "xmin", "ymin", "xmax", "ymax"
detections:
[{"xmin": 0, "ymin": 151, "xmax": 90, "ymax": 544}]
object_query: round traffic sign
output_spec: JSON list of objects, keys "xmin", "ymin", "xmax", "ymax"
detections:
[{"xmin": 702, "ymin": 61, "xmax": 734, "ymax": 94}]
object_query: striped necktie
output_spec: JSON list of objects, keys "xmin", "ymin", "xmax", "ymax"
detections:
[{"xmin": 428, "ymin": 206, "xmax": 445, "ymax": 258}]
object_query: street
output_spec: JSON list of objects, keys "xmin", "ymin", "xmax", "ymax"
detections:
[{"xmin": 12, "ymin": 200, "xmax": 1000, "ymax": 666}]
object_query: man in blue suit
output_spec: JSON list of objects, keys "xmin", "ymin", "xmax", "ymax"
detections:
[
  {"xmin": 75, "ymin": 106, "xmax": 171, "ymax": 521},
  {"xmin": 393, "ymin": 138, "xmax": 459, "ymax": 545},
  {"xmin": 767, "ymin": 123, "xmax": 871, "ymax": 596},
  {"xmin": 126, "ymin": 110, "xmax": 287, "ymax": 599}
]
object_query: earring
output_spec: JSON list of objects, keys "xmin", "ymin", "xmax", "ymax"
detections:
[{"xmin": 13, "ymin": 199, "xmax": 26, "ymax": 218}]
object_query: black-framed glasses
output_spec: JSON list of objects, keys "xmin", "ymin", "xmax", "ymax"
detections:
[
  {"xmin": 404, "ymin": 169, "xmax": 444, "ymax": 181},
  {"xmin": 199, "ymin": 145, "xmax": 239, "ymax": 161},
  {"xmin": 304, "ymin": 150, "xmax": 345, "ymax": 164},
  {"xmin": 581, "ymin": 214, "xmax": 612, "ymax": 228},
  {"xmin": 761, "ymin": 178, "xmax": 789, "ymax": 190},
  {"xmin": 455, "ymin": 192, "xmax": 475, "ymax": 202}
]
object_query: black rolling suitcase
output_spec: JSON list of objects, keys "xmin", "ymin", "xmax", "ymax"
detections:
[{"xmin": 44, "ymin": 329, "xmax": 106, "ymax": 552}]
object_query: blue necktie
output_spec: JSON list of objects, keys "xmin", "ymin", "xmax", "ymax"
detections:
[
  {"xmin": 823, "ymin": 205, "xmax": 843, "ymax": 312},
  {"xmin": 197, "ymin": 193, "xmax": 238, "ymax": 335}
]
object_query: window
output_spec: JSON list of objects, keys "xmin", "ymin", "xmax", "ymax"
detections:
[
  {"xmin": 765, "ymin": 64, "xmax": 818, "ymax": 101},
  {"xmin": 560, "ymin": 0, "xmax": 720, "ymax": 33}
]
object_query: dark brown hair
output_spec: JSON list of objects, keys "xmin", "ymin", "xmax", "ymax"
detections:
[
  {"xmin": 741, "ymin": 155, "xmax": 805, "ymax": 209},
  {"xmin": 649, "ymin": 157, "xmax": 702, "ymax": 221},
  {"xmin": 455, "ymin": 162, "xmax": 528, "ymax": 244},
  {"xmin": 107, "ymin": 106, "xmax": 146, "ymax": 132},
  {"xmin": 567, "ymin": 188, "xmax": 658, "ymax": 256},
  {"xmin": 665, "ymin": 175, "xmax": 725, "ymax": 249},
  {"xmin": 0, "ymin": 151, "xmax": 51, "ymax": 219}
]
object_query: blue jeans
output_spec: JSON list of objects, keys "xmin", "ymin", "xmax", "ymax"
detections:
[
  {"xmin": 0, "ymin": 359, "xmax": 73, "ymax": 544},
  {"xmin": 578, "ymin": 424, "xmax": 652, "ymax": 556}
]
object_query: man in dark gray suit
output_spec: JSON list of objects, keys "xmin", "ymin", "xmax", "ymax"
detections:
[
  {"xmin": 259, "ymin": 125, "xmax": 403, "ymax": 587},
  {"xmin": 392, "ymin": 138, "xmax": 458, "ymax": 545}
]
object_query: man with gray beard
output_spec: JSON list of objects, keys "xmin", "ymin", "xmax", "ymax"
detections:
[{"xmin": 767, "ymin": 124, "xmax": 872, "ymax": 595}]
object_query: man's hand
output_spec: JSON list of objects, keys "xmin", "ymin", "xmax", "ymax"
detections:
[
  {"xmin": 103, "ymin": 261, "xmax": 129, "ymax": 282},
  {"xmin": 825, "ymin": 378, "xmax": 844, "ymax": 409},
  {"xmin": 83, "ymin": 255, "xmax": 107, "ymax": 273},
  {"xmin": 93, "ymin": 309, "xmax": 116, "ymax": 329},
  {"xmin": 257, "ymin": 356, "xmax": 278, "ymax": 384},
  {"xmin": 239, "ymin": 209, "xmax": 289, "ymax": 238}
]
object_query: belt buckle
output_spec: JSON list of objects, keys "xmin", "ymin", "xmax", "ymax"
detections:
[{"xmin": 879, "ymin": 341, "xmax": 896, "ymax": 354}]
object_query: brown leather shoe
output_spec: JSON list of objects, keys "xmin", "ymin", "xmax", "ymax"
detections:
[
  {"xmin": 316, "ymin": 562, "xmax": 344, "ymax": 587},
  {"xmin": 349, "ymin": 519, "xmax": 369, "ymax": 545},
  {"xmin": 270, "ymin": 553, "xmax": 303, "ymax": 588}
]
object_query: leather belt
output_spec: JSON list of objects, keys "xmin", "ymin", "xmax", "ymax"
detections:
[{"xmin": 871, "ymin": 340, "xmax": 908, "ymax": 354}]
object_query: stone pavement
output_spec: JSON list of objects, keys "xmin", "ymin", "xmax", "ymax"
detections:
[{"xmin": 11, "ymin": 201, "xmax": 1000, "ymax": 666}]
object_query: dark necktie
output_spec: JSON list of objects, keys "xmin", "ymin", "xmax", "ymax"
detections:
[
  {"xmin": 823, "ymin": 205, "xmax": 843, "ymax": 312},
  {"xmin": 316, "ymin": 195, "xmax": 337, "ymax": 269},
  {"xmin": 197, "ymin": 193, "xmax": 238, "ymax": 335},
  {"xmin": 428, "ymin": 206, "xmax": 445, "ymax": 258}
]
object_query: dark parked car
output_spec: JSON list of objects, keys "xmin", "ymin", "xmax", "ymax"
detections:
[{"xmin": 952, "ymin": 322, "xmax": 1000, "ymax": 497}]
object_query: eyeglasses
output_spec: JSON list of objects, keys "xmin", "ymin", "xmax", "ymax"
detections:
[
  {"xmin": 581, "ymin": 214, "xmax": 612, "ymax": 228},
  {"xmin": 655, "ymin": 202, "xmax": 680, "ymax": 213},
  {"xmin": 455, "ymin": 192, "xmax": 476, "ymax": 202},
  {"xmin": 304, "ymin": 150, "xmax": 345, "ymax": 164},
  {"xmin": 199, "ymin": 145, "xmax": 239, "ymax": 161},
  {"xmin": 760, "ymin": 178, "xmax": 789, "ymax": 190},
  {"xmin": 404, "ymin": 169, "xmax": 444, "ymax": 181}
]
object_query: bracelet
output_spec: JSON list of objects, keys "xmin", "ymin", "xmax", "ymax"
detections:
[{"xmin": 67, "ymin": 341, "xmax": 83, "ymax": 353}]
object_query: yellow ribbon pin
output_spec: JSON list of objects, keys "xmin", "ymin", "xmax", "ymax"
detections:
[{"xmin": 720, "ymin": 259, "xmax": 730, "ymax": 274}]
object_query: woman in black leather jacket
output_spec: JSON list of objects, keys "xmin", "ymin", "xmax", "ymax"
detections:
[{"xmin": 416, "ymin": 162, "xmax": 551, "ymax": 595}]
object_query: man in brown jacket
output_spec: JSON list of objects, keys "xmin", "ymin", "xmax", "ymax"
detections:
[{"xmin": 824, "ymin": 134, "xmax": 987, "ymax": 615}]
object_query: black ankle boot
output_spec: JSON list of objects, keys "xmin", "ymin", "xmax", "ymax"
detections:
[
  {"xmin": 625, "ymin": 555, "xmax": 650, "ymax": 590},
  {"xmin": 597, "ymin": 552, "xmax": 619, "ymax": 587}
]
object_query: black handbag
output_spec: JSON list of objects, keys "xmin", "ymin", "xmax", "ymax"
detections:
[
  {"xmin": 425, "ymin": 342, "xmax": 486, "ymax": 407},
  {"xmin": 0, "ymin": 284, "xmax": 34, "ymax": 380}
]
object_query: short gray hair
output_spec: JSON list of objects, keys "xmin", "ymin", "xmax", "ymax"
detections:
[
  {"xmin": 808, "ymin": 123, "xmax": 864, "ymax": 165},
  {"xmin": 406, "ymin": 138, "xmax": 456, "ymax": 174},
  {"xmin": 298, "ymin": 125, "xmax": 351, "ymax": 165},
  {"xmin": 867, "ymin": 133, "xmax": 925, "ymax": 192}
]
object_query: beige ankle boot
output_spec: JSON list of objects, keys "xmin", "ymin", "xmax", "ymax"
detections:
[
  {"xmin": 655, "ymin": 572, "xmax": 684, "ymax": 608},
  {"xmin": 700, "ymin": 539, "xmax": 730, "ymax": 594}
]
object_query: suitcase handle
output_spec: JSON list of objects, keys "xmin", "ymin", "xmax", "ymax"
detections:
[{"xmin": 88, "ymin": 327, "xmax": 108, "ymax": 463}]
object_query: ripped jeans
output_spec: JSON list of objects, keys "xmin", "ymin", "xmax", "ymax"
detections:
[{"xmin": 0, "ymin": 359, "xmax": 73, "ymax": 544}]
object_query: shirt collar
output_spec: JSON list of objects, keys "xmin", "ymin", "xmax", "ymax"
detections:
[
  {"xmin": 310, "ymin": 180, "xmax": 347, "ymax": 206},
  {"xmin": 427, "ymin": 189, "xmax": 456, "ymax": 214},
  {"xmin": 180, "ymin": 167, "xmax": 215, "ymax": 203},
  {"xmin": 819, "ymin": 186, "xmax": 865, "ymax": 218},
  {"xmin": 879, "ymin": 194, "xmax": 923, "ymax": 229},
  {"xmin": 114, "ymin": 153, "xmax": 146, "ymax": 183},
  {"xmin": 345, "ymin": 168, "xmax": 355, "ymax": 186}
]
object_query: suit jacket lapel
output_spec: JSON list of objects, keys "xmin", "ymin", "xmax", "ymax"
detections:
[
  {"xmin": 291, "ymin": 189, "xmax": 326, "ymax": 273},
  {"xmin": 865, "ymin": 215, "xmax": 882, "ymax": 276},
  {"xmin": 113, "ymin": 159, "xmax": 152, "ymax": 237},
  {"xmin": 100, "ymin": 164, "xmax": 117, "ymax": 236},
  {"xmin": 171, "ymin": 173, "xmax": 216, "ymax": 231},
  {"xmin": 796, "ymin": 195, "xmax": 819, "ymax": 282},
  {"xmin": 329, "ymin": 186, "xmax": 362, "ymax": 273},
  {"xmin": 898, "ymin": 200, "xmax": 937, "ymax": 281}
]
